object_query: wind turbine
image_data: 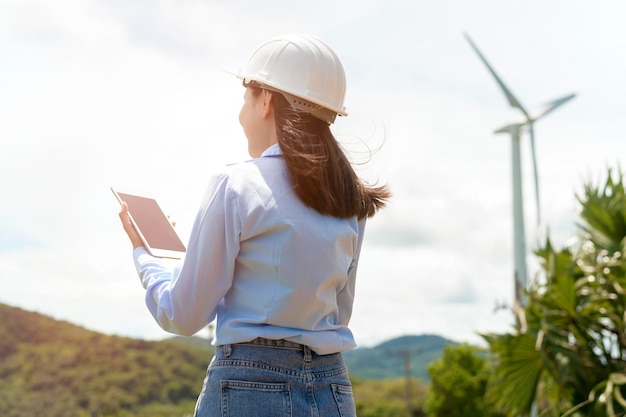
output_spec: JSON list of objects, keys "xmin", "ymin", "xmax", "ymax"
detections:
[{"xmin": 463, "ymin": 33, "xmax": 576, "ymax": 307}]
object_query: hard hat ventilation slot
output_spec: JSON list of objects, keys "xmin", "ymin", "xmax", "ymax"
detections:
[{"xmin": 284, "ymin": 93, "xmax": 337, "ymax": 124}]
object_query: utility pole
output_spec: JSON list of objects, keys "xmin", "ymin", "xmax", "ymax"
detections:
[{"xmin": 390, "ymin": 346, "xmax": 420, "ymax": 417}]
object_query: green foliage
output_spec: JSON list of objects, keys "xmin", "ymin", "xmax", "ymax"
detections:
[
  {"xmin": 352, "ymin": 376, "xmax": 428, "ymax": 417},
  {"xmin": 577, "ymin": 167, "xmax": 626, "ymax": 253},
  {"xmin": 481, "ymin": 331, "xmax": 546, "ymax": 416},
  {"xmin": 483, "ymin": 167, "xmax": 626, "ymax": 416},
  {"xmin": 0, "ymin": 303, "xmax": 212, "ymax": 417},
  {"xmin": 425, "ymin": 344, "xmax": 503, "ymax": 417}
]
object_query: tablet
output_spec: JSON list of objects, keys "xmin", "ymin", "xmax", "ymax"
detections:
[{"xmin": 111, "ymin": 187, "xmax": 186, "ymax": 259}]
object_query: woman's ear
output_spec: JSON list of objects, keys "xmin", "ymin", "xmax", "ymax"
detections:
[{"xmin": 261, "ymin": 90, "xmax": 274, "ymax": 119}]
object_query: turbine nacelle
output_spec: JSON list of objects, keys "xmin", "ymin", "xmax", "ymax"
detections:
[{"xmin": 494, "ymin": 122, "xmax": 524, "ymax": 136}]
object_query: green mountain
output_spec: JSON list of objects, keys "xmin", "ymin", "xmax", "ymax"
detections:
[
  {"xmin": 0, "ymin": 302, "xmax": 456, "ymax": 416},
  {"xmin": 344, "ymin": 334, "xmax": 458, "ymax": 381}
]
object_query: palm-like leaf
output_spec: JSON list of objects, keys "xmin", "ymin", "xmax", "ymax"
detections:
[
  {"xmin": 577, "ymin": 168, "xmax": 626, "ymax": 253},
  {"xmin": 482, "ymin": 331, "xmax": 543, "ymax": 415}
]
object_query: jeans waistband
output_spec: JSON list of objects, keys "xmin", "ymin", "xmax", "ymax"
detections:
[{"xmin": 235, "ymin": 337, "xmax": 305, "ymax": 350}]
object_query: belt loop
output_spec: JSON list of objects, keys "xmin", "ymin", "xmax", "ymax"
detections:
[
  {"xmin": 303, "ymin": 345, "xmax": 312, "ymax": 363},
  {"xmin": 223, "ymin": 344, "xmax": 232, "ymax": 357}
]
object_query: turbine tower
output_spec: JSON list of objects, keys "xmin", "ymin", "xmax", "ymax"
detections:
[{"xmin": 463, "ymin": 33, "xmax": 576, "ymax": 308}]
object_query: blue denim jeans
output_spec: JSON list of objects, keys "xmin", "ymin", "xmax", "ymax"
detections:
[{"xmin": 193, "ymin": 338, "xmax": 356, "ymax": 417}]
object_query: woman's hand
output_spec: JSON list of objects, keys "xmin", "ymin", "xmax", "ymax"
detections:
[{"xmin": 118, "ymin": 202, "xmax": 145, "ymax": 250}]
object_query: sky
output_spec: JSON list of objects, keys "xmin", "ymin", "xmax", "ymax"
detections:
[{"xmin": 1, "ymin": 0, "xmax": 625, "ymax": 348}]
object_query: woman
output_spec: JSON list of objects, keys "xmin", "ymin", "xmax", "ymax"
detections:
[{"xmin": 118, "ymin": 33, "xmax": 390, "ymax": 416}]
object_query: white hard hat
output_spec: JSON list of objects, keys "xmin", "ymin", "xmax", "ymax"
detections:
[{"xmin": 237, "ymin": 34, "xmax": 347, "ymax": 124}]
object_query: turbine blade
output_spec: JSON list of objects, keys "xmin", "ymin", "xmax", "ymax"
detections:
[
  {"xmin": 532, "ymin": 93, "xmax": 577, "ymax": 121},
  {"xmin": 464, "ymin": 33, "xmax": 529, "ymax": 117},
  {"xmin": 528, "ymin": 123, "xmax": 541, "ymax": 225}
]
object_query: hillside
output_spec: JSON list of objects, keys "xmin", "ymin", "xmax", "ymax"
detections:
[
  {"xmin": 0, "ymin": 303, "xmax": 213, "ymax": 417},
  {"xmin": 0, "ymin": 302, "xmax": 456, "ymax": 416},
  {"xmin": 343, "ymin": 334, "xmax": 457, "ymax": 381}
]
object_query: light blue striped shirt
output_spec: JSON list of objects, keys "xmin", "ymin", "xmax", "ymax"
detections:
[{"xmin": 133, "ymin": 144, "xmax": 366, "ymax": 354}]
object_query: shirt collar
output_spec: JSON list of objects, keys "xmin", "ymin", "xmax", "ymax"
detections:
[{"xmin": 260, "ymin": 143, "xmax": 282, "ymax": 157}]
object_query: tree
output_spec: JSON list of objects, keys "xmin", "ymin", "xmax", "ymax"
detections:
[
  {"xmin": 482, "ymin": 167, "xmax": 626, "ymax": 416},
  {"xmin": 425, "ymin": 344, "xmax": 503, "ymax": 417}
]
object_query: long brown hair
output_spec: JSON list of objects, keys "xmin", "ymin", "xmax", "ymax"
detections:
[{"xmin": 249, "ymin": 83, "xmax": 390, "ymax": 219}]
